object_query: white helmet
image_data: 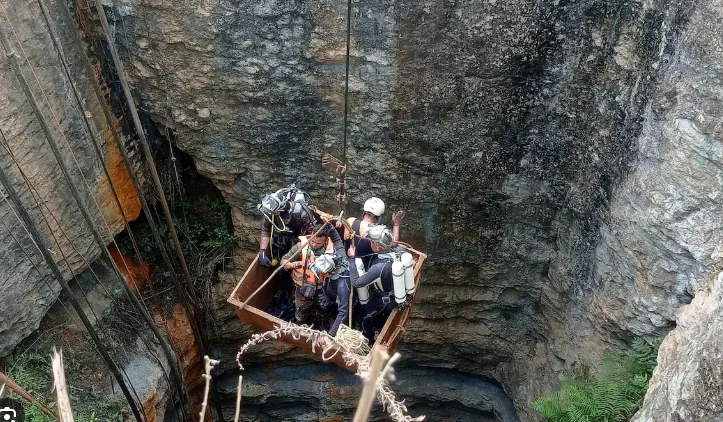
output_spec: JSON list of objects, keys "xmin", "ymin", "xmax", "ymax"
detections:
[
  {"xmin": 363, "ymin": 197, "xmax": 385, "ymax": 217},
  {"xmin": 366, "ymin": 224, "xmax": 394, "ymax": 249}
]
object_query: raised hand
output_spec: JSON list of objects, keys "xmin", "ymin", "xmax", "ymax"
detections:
[{"xmin": 391, "ymin": 210, "xmax": 406, "ymax": 227}]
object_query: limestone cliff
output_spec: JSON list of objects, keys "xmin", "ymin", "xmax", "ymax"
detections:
[
  {"xmin": 0, "ymin": 0, "xmax": 139, "ymax": 356},
  {"xmin": 632, "ymin": 272, "xmax": 723, "ymax": 422},
  {"xmin": 103, "ymin": 0, "xmax": 709, "ymax": 419},
  {"xmin": 3, "ymin": 0, "xmax": 723, "ymax": 420}
]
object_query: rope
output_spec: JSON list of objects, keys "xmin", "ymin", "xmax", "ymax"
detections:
[
  {"xmin": 339, "ymin": 0, "xmax": 353, "ymax": 214},
  {"xmin": 334, "ymin": 324, "xmax": 370, "ymax": 356}
]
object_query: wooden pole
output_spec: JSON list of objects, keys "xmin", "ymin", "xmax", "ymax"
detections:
[
  {"xmin": 353, "ymin": 346, "xmax": 389, "ymax": 422},
  {"xmin": 51, "ymin": 349, "xmax": 74, "ymax": 422},
  {"xmin": 233, "ymin": 376, "xmax": 243, "ymax": 422},
  {"xmin": 0, "ymin": 371, "xmax": 57, "ymax": 419}
]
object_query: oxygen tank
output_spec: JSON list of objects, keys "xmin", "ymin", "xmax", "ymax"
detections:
[
  {"xmin": 392, "ymin": 261, "xmax": 406, "ymax": 305},
  {"xmin": 355, "ymin": 258, "xmax": 370, "ymax": 305},
  {"xmin": 401, "ymin": 252, "xmax": 415, "ymax": 296}
]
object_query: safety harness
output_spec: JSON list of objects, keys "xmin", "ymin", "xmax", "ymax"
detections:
[{"xmin": 292, "ymin": 235, "xmax": 335, "ymax": 290}]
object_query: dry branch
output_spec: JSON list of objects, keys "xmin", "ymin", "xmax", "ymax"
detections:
[
  {"xmin": 0, "ymin": 370, "xmax": 56, "ymax": 419},
  {"xmin": 51, "ymin": 349, "xmax": 74, "ymax": 422},
  {"xmin": 200, "ymin": 356, "xmax": 220, "ymax": 421}
]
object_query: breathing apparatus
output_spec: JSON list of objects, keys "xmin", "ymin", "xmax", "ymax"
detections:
[
  {"xmin": 257, "ymin": 184, "xmax": 316, "ymax": 234},
  {"xmin": 310, "ymin": 253, "xmax": 336, "ymax": 277},
  {"xmin": 390, "ymin": 251, "xmax": 416, "ymax": 309}
]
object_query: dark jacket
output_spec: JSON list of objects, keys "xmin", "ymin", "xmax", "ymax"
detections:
[
  {"xmin": 349, "ymin": 254, "xmax": 394, "ymax": 292},
  {"xmin": 262, "ymin": 205, "xmax": 347, "ymax": 259}
]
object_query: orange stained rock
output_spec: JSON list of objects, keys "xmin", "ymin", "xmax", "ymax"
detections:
[
  {"xmin": 107, "ymin": 244, "xmax": 149, "ymax": 292},
  {"xmin": 162, "ymin": 304, "xmax": 208, "ymax": 420},
  {"xmin": 99, "ymin": 122, "xmax": 142, "ymax": 221}
]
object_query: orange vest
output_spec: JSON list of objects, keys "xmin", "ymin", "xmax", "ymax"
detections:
[{"xmin": 292, "ymin": 235, "xmax": 335, "ymax": 289}]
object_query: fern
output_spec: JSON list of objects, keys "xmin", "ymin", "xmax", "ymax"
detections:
[{"xmin": 533, "ymin": 338, "xmax": 659, "ymax": 422}]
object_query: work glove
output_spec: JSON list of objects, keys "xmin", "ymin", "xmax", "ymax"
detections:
[
  {"xmin": 258, "ymin": 250, "xmax": 272, "ymax": 267},
  {"xmin": 318, "ymin": 291, "xmax": 333, "ymax": 309}
]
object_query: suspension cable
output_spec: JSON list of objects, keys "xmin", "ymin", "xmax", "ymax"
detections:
[
  {"xmin": 339, "ymin": 0, "xmax": 353, "ymax": 214},
  {"xmin": 93, "ymin": 0, "xmax": 201, "ymax": 311},
  {"xmin": 34, "ymin": 1, "xmax": 189, "ymax": 417},
  {"xmin": 0, "ymin": 17, "xmax": 145, "ymax": 422},
  {"xmin": 92, "ymin": 2, "xmax": 224, "ymax": 419},
  {"xmin": 0, "ymin": 161, "xmax": 144, "ymax": 422},
  {"xmin": 62, "ymin": 0, "xmax": 200, "ymax": 374},
  {"xmin": 64, "ymin": 2, "xmax": 211, "ymax": 416},
  {"xmin": 0, "ymin": 185, "xmax": 76, "ymax": 321}
]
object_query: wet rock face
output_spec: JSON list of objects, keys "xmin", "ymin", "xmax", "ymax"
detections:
[
  {"xmin": 217, "ymin": 363, "xmax": 519, "ymax": 422},
  {"xmin": 0, "ymin": 0, "xmax": 138, "ymax": 357}
]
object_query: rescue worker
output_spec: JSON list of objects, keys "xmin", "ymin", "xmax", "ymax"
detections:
[
  {"xmin": 348, "ymin": 224, "xmax": 398, "ymax": 341},
  {"xmin": 344, "ymin": 197, "xmax": 405, "ymax": 270},
  {"xmin": 257, "ymin": 185, "xmax": 346, "ymax": 267},
  {"xmin": 280, "ymin": 225, "xmax": 351, "ymax": 336}
]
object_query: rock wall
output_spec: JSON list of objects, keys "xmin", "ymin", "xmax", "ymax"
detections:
[
  {"xmin": 0, "ymin": 0, "xmax": 139, "ymax": 356},
  {"xmin": 3, "ymin": 0, "xmax": 723, "ymax": 420},
  {"xmin": 632, "ymin": 272, "xmax": 723, "ymax": 422},
  {"xmin": 103, "ymin": 0, "xmax": 715, "ymax": 419},
  {"xmin": 216, "ymin": 363, "xmax": 520, "ymax": 421},
  {"xmin": 628, "ymin": 0, "xmax": 723, "ymax": 419}
]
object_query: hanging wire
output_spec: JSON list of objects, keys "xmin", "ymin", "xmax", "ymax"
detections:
[
  {"xmin": 0, "ymin": 131, "xmax": 147, "ymax": 418},
  {"xmin": 0, "ymin": 8, "xmax": 147, "ymax": 419},
  {"xmin": 92, "ymin": 1, "xmax": 225, "ymax": 419},
  {"xmin": 66, "ymin": 3, "xmax": 213, "ymax": 418},
  {"xmin": 0, "ymin": 147, "xmax": 144, "ymax": 422},
  {"xmin": 6, "ymin": 0, "xmax": 179, "ymax": 399},
  {"xmin": 33, "ymin": 1, "xmax": 189, "ymax": 418},
  {"xmin": 129, "ymin": 4, "xmax": 228, "ymax": 416},
  {"xmin": 339, "ymin": 0, "xmax": 353, "ymax": 214}
]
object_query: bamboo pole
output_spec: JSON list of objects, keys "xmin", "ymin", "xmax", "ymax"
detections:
[
  {"xmin": 0, "ymin": 371, "xmax": 56, "ymax": 419},
  {"xmin": 233, "ymin": 376, "xmax": 243, "ymax": 422},
  {"xmin": 51, "ymin": 349, "xmax": 74, "ymax": 422},
  {"xmin": 353, "ymin": 346, "xmax": 389, "ymax": 422}
]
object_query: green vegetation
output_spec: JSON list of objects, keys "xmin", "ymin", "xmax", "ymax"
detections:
[
  {"xmin": 533, "ymin": 338, "xmax": 659, "ymax": 422},
  {"xmin": 116, "ymin": 184, "xmax": 242, "ymax": 315},
  {"xmin": 7, "ymin": 352, "xmax": 123, "ymax": 421},
  {"xmin": 118, "ymin": 198, "xmax": 240, "ymax": 264}
]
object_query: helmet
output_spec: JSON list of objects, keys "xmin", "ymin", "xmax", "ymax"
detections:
[
  {"xmin": 313, "ymin": 254, "xmax": 336, "ymax": 274},
  {"xmin": 257, "ymin": 192, "xmax": 288, "ymax": 215},
  {"xmin": 366, "ymin": 224, "xmax": 394, "ymax": 249},
  {"xmin": 363, "ymin": 197, "xmax": 385, "ymax": 216}
]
